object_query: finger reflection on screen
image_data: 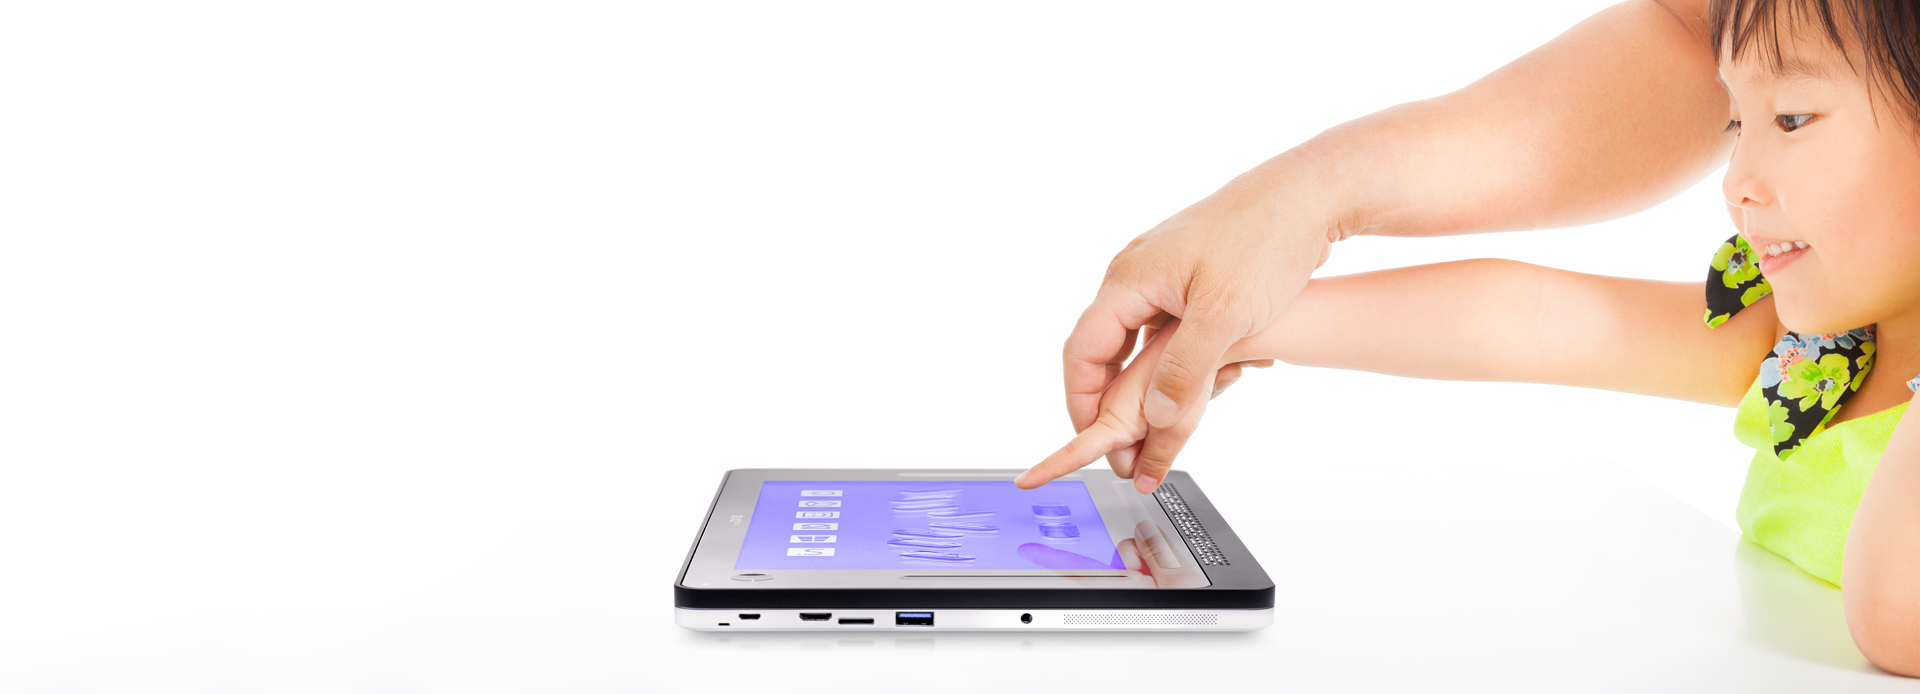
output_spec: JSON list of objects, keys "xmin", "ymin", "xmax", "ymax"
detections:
[{"xmin": 1017, "ymin": 542, "xmax": 1122, "ymax": 571}]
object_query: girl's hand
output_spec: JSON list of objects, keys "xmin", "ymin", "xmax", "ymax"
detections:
[
  {"xmin": 1841, "ymin": 387, "xmax": 1920, "ymax": 675},
  {"xmin": 1024, "ymin": 319, "xmax": 1268, "ymax": 493}
]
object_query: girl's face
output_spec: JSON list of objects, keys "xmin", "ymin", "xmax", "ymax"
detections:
[{"xmin": 1720, "ymin": 27, "xmax": 1920, "ymax": 334}]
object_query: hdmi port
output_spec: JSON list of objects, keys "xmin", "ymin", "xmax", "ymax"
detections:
[{"xmin": 799, "ymin": 613, "xmax": 832, "ymax": 621}]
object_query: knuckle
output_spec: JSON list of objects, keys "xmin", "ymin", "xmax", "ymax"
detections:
[
  {"xmin": 1154, "ymin": 356, "xmax": 1202, "ymax": 390},
  {"xmin": 1103, "ymin": 238, "xmax": 1152, "ymax": 281},
  {"xmin": 1184, "ymin": 280, "xmax": 1226, "ymax": 311},
  {"xmin": 1134, "ymin": 452, "xmax": 1173, "ymax": 474},
  {"xmin": 1093, "ymin": 410, "xmax": 1137, "ymax": 442},
  {"xmin": 1150, "ymin": 423, "xmax": 1194, "ymax": 447}
]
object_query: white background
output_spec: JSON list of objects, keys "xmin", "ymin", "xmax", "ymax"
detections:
[{"xmin": 0, "ymin": 0, "xmax": 1795, "ymax": 690}]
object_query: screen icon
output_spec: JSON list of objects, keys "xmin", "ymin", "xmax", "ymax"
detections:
[
  {"xmin": 898, "ymin": 550, "xmax": 974, "ymax": 563},
  {"xmin": 796, "ymin": 511, "xmax": 840, "ymax": 519},
  {"xmin": 1032, "ymin": 503, "xmax": 1071, "ymax": 519},
  {"xmin": 893, "ymin": 529, "xmax": 964, "ymax": 539},
  {"xmin": 1039, "ymin": 521, "xmax": 1081, "ymax": 540},
  {"xmin": 800, "ymin": 490, "xmax": 842, "ymax": 497},
  {"xmin": 888, "ymin": 499, "xmax": 955, "ymax": 511},
  {"xmin": 888, "ymin": 538, "xmax": 960, "ymax": 549},
  {"xmin": 928, "ymin": 522, "xmax": 1000, "ymax": 533},
  {"xmin": 786, "ymin": 548, "xmax": 836, "ymax": 557},
  {"xmin": 927, "ymin": 509, "xmax": 993, "ymax": 519},
  {"xmin": 793, "ymin": 523, "xmax": 839, "ymax": 530},
  {"xmin": 789, "ymin": 535, "xmax": 837, "ymax": 543},
  {"xmin": 798, "ymin": 500, "xmax": 842, "ymax": 508}
]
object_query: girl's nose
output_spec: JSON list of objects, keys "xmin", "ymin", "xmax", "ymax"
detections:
[{"xmin": 1722, "ymin": 136, "xmax": 1771, "ymax": 210}]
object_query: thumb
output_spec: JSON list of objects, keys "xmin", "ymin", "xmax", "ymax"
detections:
[{"xmin": 1142, "ymin": 309, "xmax": 1240, "ymax": 429}]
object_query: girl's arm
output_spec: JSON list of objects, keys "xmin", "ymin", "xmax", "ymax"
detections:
[
  {"xmin": 1843, "ymin": 394, "xmax": 1920, "ymax": 676},
  {"xmin": 1021, "ymin": 258, "xmax": 1779, "ymax": 491},
  {"xmin": 1224, "ymin": 258, "xmax": 1776, "ymax": 405}
]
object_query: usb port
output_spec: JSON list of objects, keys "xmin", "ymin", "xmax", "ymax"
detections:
[
  {"xmin": 895, "ymin": 612, "xmax": 934, "ymax": 626},
  {"xmin": 738, "ymin": 614, "xmax": 760, "ymax": 620},
  {"xmin": 799, "ymin": 613, "xmax": 832, "ymax": 621},
  {"xmin": 838, "ymin": 618, "xmax": 874, "ymax": 625}
]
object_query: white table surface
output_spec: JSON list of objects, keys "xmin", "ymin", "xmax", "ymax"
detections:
[{"xmin": 6, "ymin": 444, "xmax": 1915, "ymax": 693}]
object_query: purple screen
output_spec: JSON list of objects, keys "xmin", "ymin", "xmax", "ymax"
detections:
[{"xmin": 735, "ymin": 481, "xmax": 1124, "ymax": 570}]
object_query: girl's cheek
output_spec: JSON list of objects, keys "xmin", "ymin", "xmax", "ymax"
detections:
[
  {"xmin": 1858, "ymin": 250, "xmax": 1920, "ymax": 322},
  {"xmin": 1795, "ymin": 242, "xmax": 1920, "ymax": 332}
]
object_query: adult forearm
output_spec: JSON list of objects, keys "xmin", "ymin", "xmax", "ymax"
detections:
[{"xmin": 1246, "ymin": 0, "xmax": 1730, "ymax": 240}]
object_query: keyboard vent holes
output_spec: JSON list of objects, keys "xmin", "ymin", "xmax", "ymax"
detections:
[
  {"xmin": 1061, "ymin": 613, "xmax": 1219, "ymax": 626},
  {"xmin": 1152, "ymin": 484, "xmax": 1231, "ymax": 566}
]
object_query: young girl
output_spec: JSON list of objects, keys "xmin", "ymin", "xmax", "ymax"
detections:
[{"xmin": 1019, "ymin": 0, "xmax": 1920, "ymax": 675}]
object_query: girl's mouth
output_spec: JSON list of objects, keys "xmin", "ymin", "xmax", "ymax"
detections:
[{"xmin": 1756, "ymin": 240, "xmax": 1810, "ymax": 274}]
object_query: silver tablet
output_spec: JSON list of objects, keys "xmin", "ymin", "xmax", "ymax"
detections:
[{"xmin": 674, "ymin": 468, "xmax": 1274, "ymax": 631}]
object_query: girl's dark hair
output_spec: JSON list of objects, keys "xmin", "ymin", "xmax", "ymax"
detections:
[{"xmin": 1708, "ymin": 0, "xmax": 1920, "ymax": 131}]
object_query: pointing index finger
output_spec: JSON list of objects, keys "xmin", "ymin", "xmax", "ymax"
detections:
[{"xmin": 1016, "ymin": 413, "xmax": 1137, "ymax": 489}]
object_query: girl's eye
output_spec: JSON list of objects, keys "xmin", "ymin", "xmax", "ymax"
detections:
[{"xmin": 1722, "ymin": 115, "xmax": 1814, "ymax": 135}]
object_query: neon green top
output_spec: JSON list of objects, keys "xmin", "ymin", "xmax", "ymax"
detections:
[{"xmin": 1734, "ymin": 375, "xmax": 1909, "ymax": 585}]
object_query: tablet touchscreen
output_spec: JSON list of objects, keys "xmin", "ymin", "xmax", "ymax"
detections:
[
  {"xmin": 740, "ymin": 480, "xmax": 1122, "ymax": 571},
  {"xmin": 681, "ymin": 470, "xmax": 1212, "ymax": 590}
]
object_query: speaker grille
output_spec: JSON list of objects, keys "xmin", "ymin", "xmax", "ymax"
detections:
[
  {"xmin": 1152, "ymin": 483, "xmax": 1230, "ymax": 566},
  {"xmin": 1062, "ymin": 613, "xmax": 1220, "ymax": 625}
]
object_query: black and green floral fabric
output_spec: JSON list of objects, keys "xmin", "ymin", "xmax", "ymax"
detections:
[
  {"xmin": 1705, "ymin": 235, "xmax": 1772, "ymax": 328},
  {"xmin": 1703, "ymin": 233, "xmax": 1918, "ymax": 460}
]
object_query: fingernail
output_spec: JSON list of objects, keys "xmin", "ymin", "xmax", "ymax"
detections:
[
  {"xmin": 1211, "ymin": 378, "xmax": 1239, "ymax": 399},
  {"xmin": 1134, "ymin": 473, "xmax": 1160, "ymax": 494},
  {"xmin": 1137, "ymin": 521, "xmax": 1163, "ymax": 542},
  {"xmin": 1144, "ymin": 388, "xmax": 1178, "ymax": 428},
  {"xmin": 1014, "ymin": 471, "xmax": 1032, "ymax": 487}
]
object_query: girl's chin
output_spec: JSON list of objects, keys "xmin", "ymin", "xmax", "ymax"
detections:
[{"xmin": 1774, "ymin": 300, "xmax": 1864, "ymax": 336}]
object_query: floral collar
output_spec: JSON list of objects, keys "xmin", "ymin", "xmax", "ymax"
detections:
[{"xmin": 1704, "ymin": 234, "xmax": 1916, "ymax": 460}]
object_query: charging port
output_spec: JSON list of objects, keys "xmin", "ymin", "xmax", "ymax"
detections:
[
  {"xmin": 895, "ymin": 612, "xmax": 934, "ymax": 626},
  {"xmin": 799, "ymin": 613, "xmax": 832, "ymax": 621},
  {"xmin": 838, "ymin": 618, "xmax": 874, "ymax": 625},
  {"xmin": 738, "ymin": 614, "xmax": 761, "ymax": 620}
]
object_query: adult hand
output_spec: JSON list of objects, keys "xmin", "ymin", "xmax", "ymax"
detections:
[
  {"xmin": 1065, "ymin": 161, "xmax": 1337, "ymax": 492},
  {"xmin": 1034, "ymin": 316, "xmax": 1268, "ymax": 493},
  {"xmin": 1137, "ymin": 319, "xmax": 1275, "ymax": 401}
]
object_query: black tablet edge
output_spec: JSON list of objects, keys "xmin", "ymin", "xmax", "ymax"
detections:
[
  {"xmin": 1154, "ymin": 469, "xmax": 1275, "ymax": 596},
  {"xmin": 673, "ymin": 469, "xmax": 1275, "ymax": 610}
]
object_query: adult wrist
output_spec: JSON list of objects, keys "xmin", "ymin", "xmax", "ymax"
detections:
[
  {"xmin": 1221, "ymin": 139, "xmax": 1373, "ymax": 250},
  {"xmin": 1263, "ymin": 99, "xmax": 1442, "ymax": 243}
]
